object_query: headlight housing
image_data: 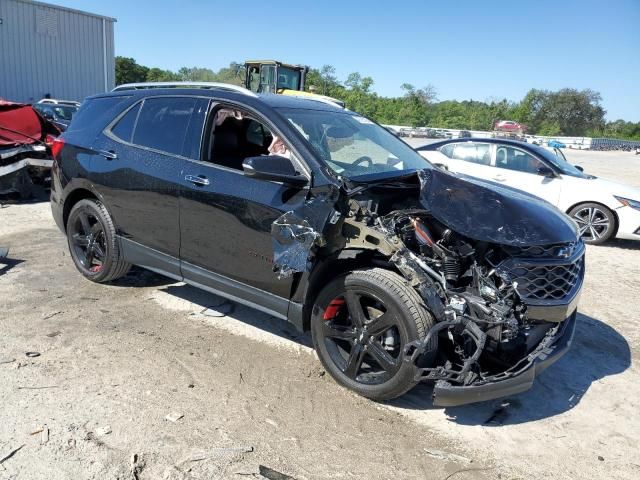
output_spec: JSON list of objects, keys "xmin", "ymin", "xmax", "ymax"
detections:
[{"xmin": 615, "ymin": 196, "xmax": 640, "ymax": 211}]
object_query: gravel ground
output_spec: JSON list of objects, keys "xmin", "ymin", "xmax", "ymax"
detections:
[{"xmin": 1, "ymin": 148, "xmax": 639, "ymax": 479}]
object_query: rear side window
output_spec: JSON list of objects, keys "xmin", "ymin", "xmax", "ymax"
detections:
[
  {"xmin": 111, "ymin": 103, "xmax": 141, "ymax": 143},
  {"xmin": 67, "ymin": 96, "xmax": 129, "ymax": 134},
  {"xmin": 132, "ymin": 97, "xmax": 197, "ymax": 156}
]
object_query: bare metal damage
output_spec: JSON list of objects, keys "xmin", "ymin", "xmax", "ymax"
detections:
[{"xmin": 270, "ymin": 168, "xmax": 583, "ymax": 405}]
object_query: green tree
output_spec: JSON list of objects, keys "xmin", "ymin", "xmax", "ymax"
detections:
[{"xmin": 115, "ymin": 56, "xmax": 149, "ymax": 85}]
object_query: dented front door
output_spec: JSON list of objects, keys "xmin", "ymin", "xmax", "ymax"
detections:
[{"xmin": 179, "ymin": 163, "xmax": 309, "ymax": 298}]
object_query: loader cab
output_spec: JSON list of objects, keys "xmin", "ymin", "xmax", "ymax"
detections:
[{"xmin": 244, "ymin": 60, "xmax": 308, "ymax": 94}]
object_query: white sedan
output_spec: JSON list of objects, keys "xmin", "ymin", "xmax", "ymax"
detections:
[{"xmin": 417, "ymin": 139, "xmax": 640, "ymax": 244}]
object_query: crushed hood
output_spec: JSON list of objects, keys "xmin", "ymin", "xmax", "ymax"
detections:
[{"xmin": 418, "ymin": 169, "xmax": 579, "ymax": 246}]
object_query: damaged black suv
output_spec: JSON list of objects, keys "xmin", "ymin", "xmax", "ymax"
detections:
[{"xmin": 51, "ymin": 83, "xmax": 584, "ymax": 406}]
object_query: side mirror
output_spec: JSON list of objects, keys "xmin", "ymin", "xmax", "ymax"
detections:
[
  {"xmin": 242, "ymin": 155, "xmax": 308, "ymax": 187},
  {"xmin": 574, "ymin": 165, "xmax": 584, "ymax": 172},
  {"xmin": 537, "ymin": 165, "xmax": 556, "ymax": 177}
]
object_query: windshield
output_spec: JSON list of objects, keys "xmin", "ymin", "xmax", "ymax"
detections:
[
  {"xmin": 528, "ymin": 143, "xmax": 588, "ymax": 178},
  {"xmin": 278, "ymin": 108, "xmax": 431, "ymax": 179},
  {"xmin": 52, "ymin": 105, "xmax": 77, "ymax": 120},
  {"xmin": 277, "ymin": 67, "xmax": 301, "ymax": 90}
]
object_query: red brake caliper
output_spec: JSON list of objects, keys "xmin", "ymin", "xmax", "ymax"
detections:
[{"xmin": 323, "ymin": 298, "xmax": 345, "ymax": 321}]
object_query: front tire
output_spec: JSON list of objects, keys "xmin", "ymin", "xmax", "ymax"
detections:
[
  {"xmin": 66, "ymin": 199, "xmax": 131, "ymax": 283},
  {"xmin": 568, "ymin": 202, "xmax": 616, "ymax": 245},
  {"xmin": 311, "ymin": 268, "xmax": 436, "ymax": 401}
]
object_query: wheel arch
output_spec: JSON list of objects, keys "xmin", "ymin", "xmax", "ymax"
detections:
[
  {"xmin": 62, "ymin": 188, "xmax": 99, "ymax": 230},
  {"xmin": 300, "ymin": 249, "xmax": 397, "ymax": 332}
]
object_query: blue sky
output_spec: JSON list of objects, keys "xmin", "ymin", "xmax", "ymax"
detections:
[{"xmin": 60, "ymin": 0, "xmax": 639, "ymax": 121}]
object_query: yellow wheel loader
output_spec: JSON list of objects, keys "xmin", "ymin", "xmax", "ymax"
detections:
[{"xmin": 244, "ymin": 60, "xmax": 345, "ymax": 107}]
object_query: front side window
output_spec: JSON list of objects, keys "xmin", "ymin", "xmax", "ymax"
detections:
[
  {"xmin": 495, "ymin": 146, "xmax": 545, "ymax": 174},
  {"xmin": 278, "ymin": 108, "xmax": 431, "ymax": 179},
  {"xmin": 132, "ymin": 97, "xmax": 196, "ymax": 156},
  {"xmin": 203, "ymin": 107, "xmax": 276, "ymax": 171}
]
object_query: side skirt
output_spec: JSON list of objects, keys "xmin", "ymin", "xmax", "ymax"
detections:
[{"xmin": 118, "ymin": 236, "xmax": 302, "ymax": 327}]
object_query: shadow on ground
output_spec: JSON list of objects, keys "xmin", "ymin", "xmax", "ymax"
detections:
[
  {"xmin": 390, "ymin": 312, "xmax": 630, "ymax": 425},
  {"xmin": 119, "ymin": 270, "xmax": 631, "ymax": 425},
  {"xmin": 0, "ymin": 255, "xmax": 24, "ymax": 276},
  {"xmin": 602, "ymin": 239, "xmax": 640, "ymax": 251},
  {"xmin": 157, "ymin": 281, "xmax": 313, "ymax": 348}
]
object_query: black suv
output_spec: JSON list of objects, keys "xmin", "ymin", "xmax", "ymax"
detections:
[{"xmin": 51, "ymin": 83, "xmax": 584, "ymax": 406}]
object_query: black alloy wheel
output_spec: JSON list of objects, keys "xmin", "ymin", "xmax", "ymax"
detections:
[
  {"xmin": 66, "ymin": 199, "xmax": 131, "ymax": 282},
  {"xmin": 311, "ymin": 268, "xmax": 435, "ymax": 401}
]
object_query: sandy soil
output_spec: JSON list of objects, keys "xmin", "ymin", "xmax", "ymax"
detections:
[{"xmin": 1, "ymin": 149, "xmax": 639, "ymax": 479}]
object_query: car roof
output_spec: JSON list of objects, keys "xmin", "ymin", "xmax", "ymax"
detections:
[
  {"xmin": 417, "ymin": 137, "xmax": 534, "ymax": 150},
  {"xmin": 89, "ymin": 87, "xmax": 346, "ymax": 113}
]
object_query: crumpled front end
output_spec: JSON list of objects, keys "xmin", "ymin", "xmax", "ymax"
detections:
[{"xmin": 269, "ymin": 168, "xmax": 584, "ymax": 406}]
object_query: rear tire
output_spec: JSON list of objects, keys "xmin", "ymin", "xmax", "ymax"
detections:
[
  {"xmin": 568, "ymin": 202, "xmax": 616, "ymax": 245},
  {"xmin": 66, "ymin": 199, "xmax": 131, "ymax": 283},
  {"xmin": 311, "ymin": 268, "xmax": 436, "ymax": 401}
]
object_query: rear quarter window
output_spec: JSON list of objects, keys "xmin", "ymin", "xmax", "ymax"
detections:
[
  {"xmin": 66, "ymin": 96, "xmax": 131, "ymax": 135},
  {"xmin": 110, "ymin": 102, "xmax": 141, "ymax": 143}
]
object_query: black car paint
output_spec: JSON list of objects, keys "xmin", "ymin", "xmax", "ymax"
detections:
[
  {"xmin": 52, "ymin": 90, "xmax": 343, "ymax": 328},
  {"xmin": 418, "ymin": 168, "xmax": 578, "ymax": 246},
  {"xmin": 52, "ymin": 89, "xmax": 582, "ymax": 405}
]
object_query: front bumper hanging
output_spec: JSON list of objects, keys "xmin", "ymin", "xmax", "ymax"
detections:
[{"xmin": 408, "ymin": 311, "xmax": 577, "ymax": 407}]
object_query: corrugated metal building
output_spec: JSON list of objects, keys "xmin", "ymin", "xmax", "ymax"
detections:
[{"xmin": 0, "ymin": 0, "xmax": 116, "ymax": 103}]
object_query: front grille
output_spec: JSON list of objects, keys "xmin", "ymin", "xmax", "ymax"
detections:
[
  {"xmin": 508, "ymin": 258, "xmax": 584, "ymax": 300},
  {"xmin": 497, "ymin": 242, "xmax": 585, "ymax": 304}
]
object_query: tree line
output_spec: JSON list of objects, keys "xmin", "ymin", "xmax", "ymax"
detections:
[{"xmin": 115, "ymin": 57, "xmax": 640, "ymax": 140}]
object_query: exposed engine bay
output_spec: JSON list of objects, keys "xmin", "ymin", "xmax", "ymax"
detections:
[
  {"xmin": 271, "ymin": 168, "xmax": 584, "ymax": 400},
  {"xmin": 341, "ymin": 198, "xmax": 560, "ymax": 389}
]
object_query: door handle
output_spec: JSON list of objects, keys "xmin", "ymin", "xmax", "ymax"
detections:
[
  {"xmin": 185, "ymin": 174, "xmax": 210, "ymax": 186},
  {"xmin": 492, "ymin": 175, "xmax": 506, "ymax": 182},
  {"xmin": 99, "ymin": 150, "xmax": 117, "ymax": 160}
]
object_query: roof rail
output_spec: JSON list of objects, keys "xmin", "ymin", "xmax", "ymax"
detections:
[{"xmin": 111, "ymin": 82, "xmax": 258, "ymax": 97}]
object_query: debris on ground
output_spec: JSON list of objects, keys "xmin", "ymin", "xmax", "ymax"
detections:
[
  {"xmin": 199, "ymin": 301, "xmax": 234, "ymax": 318},
  {"xmin": 94, "ymin": 426, "xmax": 112, "ymax": 436},
  {"xmin": 258, "ymin": 465, "xmax": 297, "ymax": 480},
  {"xmin": 0, "ymin": 444, "xmax": 25, "ymax": 466},
  {"xmin": 130, "ymin": 453, "xmax": 144, "ymax": 480},
  {"xmin": 42, "ymin": 311, "xmax": 62, "ymax": 320},
  {"xmin": 165, "ymin": 412, "xmax": 184, "ymax": 423},
  {"xmin": 25, "ymin": 351, "xmax": 41, "ymax": 358},
  {"xmin": 424, "ymin": 448, "xmax": 472, "ymax": 464},
  {"xmin": 41, "ymin": 427, "xmax": 49, "ymax": 445},
  {"xmin": 0, "ymin": 357, "xmax": 15, "ymax": 364}
]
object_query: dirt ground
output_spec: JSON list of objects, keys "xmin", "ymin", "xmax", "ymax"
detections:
[{"xmin": 1, "ymin": 148, "xmax": 639, "ymax": 480}]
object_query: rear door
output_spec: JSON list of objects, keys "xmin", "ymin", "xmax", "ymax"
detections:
[{"xmin": 92, "ymin": 96, "xmax": 198, "ymax": 274}]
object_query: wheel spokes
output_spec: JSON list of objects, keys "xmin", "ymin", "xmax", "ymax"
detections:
[
  {"xmin": 345, "ymin": 291, "xmax": 366, "ymax": 328},
  {"xmin": 78, "ymin": 212, "xmax": 92, "ymax": 235},
  {"xmin": 323, "ymin": 321, "xmax": 356, "ymax": 340},
  {"xmin": 72, "ymin": 233, "xmax": 89, "ymax": 247},
  {"xmin": 366, "ymin": 339, "xmax": 398, "ymax": 372},
  {"xmin": 366, "ymin": 312, "xmax": 395, "ymax": 337},
  {"xmin": 343, "ymin": 343, "xmax": 366, "ymax": 379}
]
